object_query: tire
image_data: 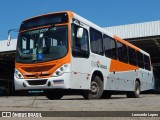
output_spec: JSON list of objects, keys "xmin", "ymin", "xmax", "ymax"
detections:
[
  {"xmin": 83, "ymin": 76, "xmax": 103, "ymax": 99},
  {"xmin": 100, "ymin": 91, "xmax": 112, "ymax": 99},
  {"xmin": 45, "ymin": 90, "xmax": 64, "ymax": 100},
  {"xmin": 15, "ymin": 90, "xmax": 28, "ymax": 96},
  {"xmin": 82, "ymin": 92, "xmax": 88, "ymax": 99},
  {"xmin": 126, "ymin": 81, "xmax": 140, "ymax": 98}
]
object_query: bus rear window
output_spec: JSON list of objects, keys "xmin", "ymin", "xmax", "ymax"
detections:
[{"xmin": 20, "ymin": 13, "xmax": 68, "ymax": 31}]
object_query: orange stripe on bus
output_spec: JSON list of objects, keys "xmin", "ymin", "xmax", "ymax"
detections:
[{"xmin": 109, "ymin": 59, "xmax": 139, "ymax": 72}]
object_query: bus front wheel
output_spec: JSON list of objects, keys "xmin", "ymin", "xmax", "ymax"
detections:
[
  {"xmin": 83, "ymin": 75, "xmax": 103, "ymax": 99},
  {"xmin": 45, "ymin": 90, "xmax": 64, "ymax": 100}
]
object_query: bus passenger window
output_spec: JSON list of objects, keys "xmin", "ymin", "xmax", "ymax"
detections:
[
  {"xmin": 144, "ymin": 55, "xmax": 151, "ymax": 71},
  {"xmin": 90, "ymin": 28, "xmax": 103, "ymax": 55},
  {"xmin": 137, "ymin": 52, "xmax": 144, "ymax": 68},
  {"xmin": 117, "ymin": 42, "xmax": 128, "ymax": 63},
  {"xmin": 103, "ymin": 35, "xmax": 117, "ymax": 59},
  {"xmin": 128, "ymin": 48, "xmax": 137, "ymax": 66}
]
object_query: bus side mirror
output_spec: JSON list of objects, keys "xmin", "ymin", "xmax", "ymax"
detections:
[
  {"xmin": 7, "ymin": 29, "xmax": 18, "ymax": 46},
  {"xmin": 77, "ymin": 28, "xmax": 83, "ymax": 38},
  {"xmin": 7, "ymin": 34, "xmax": 11, "ymax": 46}
]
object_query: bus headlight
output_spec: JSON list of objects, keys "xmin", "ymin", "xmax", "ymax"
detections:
[
  {"xmin": 52, "ymin": 64, "xmax": 69, "ymax": 77},
  {"xmin": 14, "ymin": 69, "xmax": 24, "ymax": 79}
]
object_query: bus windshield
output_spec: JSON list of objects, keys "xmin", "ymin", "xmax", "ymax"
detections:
[{"xmin": 16, "ymin": 26, "xmax": 68, "ymax": 63}]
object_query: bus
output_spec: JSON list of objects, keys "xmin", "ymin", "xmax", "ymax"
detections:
[{"xmin": 13, "ymin": 11, "xmax": 154, "ymax": 99}]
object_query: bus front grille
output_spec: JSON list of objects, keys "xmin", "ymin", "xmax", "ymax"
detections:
[{"xmin": 27, "ymin": 79, "xmax": 47, "ymax": 85}]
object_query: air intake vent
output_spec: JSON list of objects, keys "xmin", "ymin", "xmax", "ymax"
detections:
[{"xmin": 27, "ymin": 79, "xmax": 47, "ymax": 85}]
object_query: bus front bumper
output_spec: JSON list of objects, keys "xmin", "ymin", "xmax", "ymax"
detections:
[{"xmin": 14, "ymin": 73, "xmax": 71, "ymax": 90}]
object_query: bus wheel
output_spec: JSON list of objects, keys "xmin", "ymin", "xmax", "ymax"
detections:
[
  {"xmin": 83, "ymin": 76, "xmax": 103, "ymax": 99},
  {"xmin": 45, "ymin": 90, "xmax": 63, "ymax": 100},
  {"xmin": 126, "ymin": 81, "xmax": 140, "ymax": 98},
  {"xmin": 100, "ymin": 91, "xmax": 112, "ymax": 99}
]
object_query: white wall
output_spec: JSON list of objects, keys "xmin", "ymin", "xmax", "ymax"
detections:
[
  {"xmin": 104, "ymin": 20, "xmax": 160, "ymax": 39},
  {"xmin": 0, "ymin": 39, "xmax": 17, "ymax": 52}
]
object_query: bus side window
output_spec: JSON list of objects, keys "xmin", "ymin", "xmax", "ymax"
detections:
[
  {"xmin": 103, "ymin": 34, "xmax": 117, "ymax": 59},
  {"xmin": 90, "ymin": 28, "xmax": 103, "ymax": 55},
  {"xmin": 117, "ymin": 42, "xmax": 128, "ymax": 63},
  {"xmin": 137, "ymin": 52, "xmax": 144, "ymax": 69},
  {"xmin": 128, "ymin": 47, "xmax": 137, "ymax": 66},
  {"xmin": 144, "ymin": 55, "xmax": 151, "ymax": 71}
]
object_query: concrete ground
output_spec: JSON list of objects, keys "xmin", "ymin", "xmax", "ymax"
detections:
[{"xmin": 0, "ymin": 94, "xmax": 160, "ymax": 120}]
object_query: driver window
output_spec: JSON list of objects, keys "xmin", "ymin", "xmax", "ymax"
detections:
[{"xmin": 71, "ymin": 24, "xmax": 89, "ymax": 58}]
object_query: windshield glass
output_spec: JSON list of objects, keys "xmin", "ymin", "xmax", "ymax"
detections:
[{"xmin": 16, "ymin": 26, "xmax": 68, "ymax": 63}]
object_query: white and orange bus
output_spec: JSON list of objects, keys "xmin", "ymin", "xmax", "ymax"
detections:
[{"xmin": 13, "ymin": 11, "xmax": 154, "ymax": 99}]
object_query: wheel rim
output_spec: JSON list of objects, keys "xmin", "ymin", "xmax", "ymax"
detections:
[{"xmin": 91, "ymin": 81, "xmax": 99, "ymax": 95}]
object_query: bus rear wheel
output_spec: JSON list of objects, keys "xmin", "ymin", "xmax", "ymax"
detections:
[
  {"xmin": 83, "ymin": 76, "xmax": 103, "ymax": 99},
  {"xmin": 126, "ymin": 81, "xmax": 140, "ymax": 98},
  {"xmin": 45, "ymin": 90, "xmax": 64, "ymax": 100}
]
